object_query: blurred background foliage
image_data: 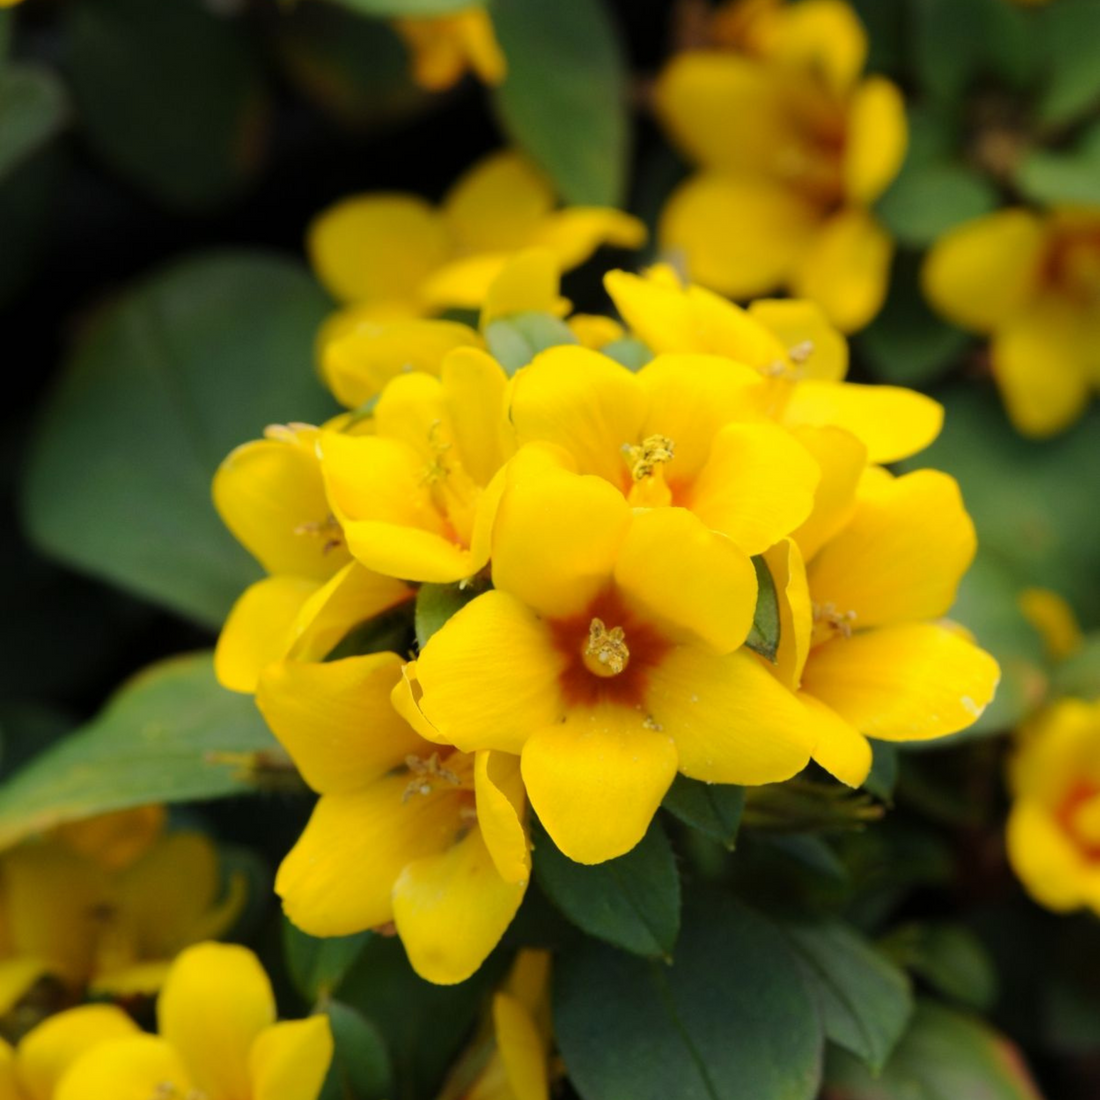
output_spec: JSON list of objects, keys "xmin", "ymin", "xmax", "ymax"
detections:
[{"xmin": 2, "ymin": 0, "xmax": 1100, "ymax": 1097}]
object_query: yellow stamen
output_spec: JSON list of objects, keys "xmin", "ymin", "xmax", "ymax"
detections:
[
  {"xmin": 403, "ymin": 752, "xmax": 462, "ymax": 802},
  {"xmin": 584, "ymin": 618, "xmax": 630, "ymax": 677},
  {"xmin": 420, "ymin": 420, "xmax": 453, "ymax": 486},
  {"xmin": 293, "ymin": 512, "xmax": 343, "ymax": 554},
  {"xmin": 812, "ymin": 602, "xmax": 857, "ymax": 646},
  {"xmin": 623, "ymin": 434, "xmax": 675, "ymax": 482},
  {"xmin": 788, "ymin": 339, "xmax": 814, "ymax": 364}
]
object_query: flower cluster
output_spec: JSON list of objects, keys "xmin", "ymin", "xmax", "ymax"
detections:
[
  {"xmin": 214, "ymin": 253, "xmax": 999, "ymax": 984},
  {"xmin": 0, "ymin": 943, "xmax": 332, "ymax": 1100}
]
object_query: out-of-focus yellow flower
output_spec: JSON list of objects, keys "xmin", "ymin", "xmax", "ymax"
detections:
[
  {"xmin": 53, "ymin": 942, "xmax": 333, "ymax": 1100},
  {"xmin": 317, "ymin": 346, "xmax": 513, "ymax": 584},
  {"xmin": 0, "ymin": 809, "xmax": 244, "ymax": 1016},
  {"xmin": 436, "ymin": 949, "xmax": 552, "ymax": 1100},
  {"xmin": 213, "ymin": 422, "xmax": 414, "ymax": 693},
  {"xmin": 394, "ymin": 7, "xmax": 506, "ymax": 92},
  {"xmin": 1019, "ymin": 588, "xmax": 1083, "ymax": 663},
  {"xmin": 1007, "ymin": 699, "xmax": 1100, "ymax": 915},
  {"xmin": 405, "ymin": 444, "xmax": 833, "ymax": 865},
  {"xmin": 0, "ymin": 1004, "xmax": 139, "ymax": 1100},
  {"xmin": 767, "ymin": 449, "xmax": 1000, "ymax": 783},
  {"xmin": 258, "ymin": 653, "xmax": 529, "ymax": 985},
  {"xmin": 654, "ymin": 0, "xmax": 907, "ymax": 332},
  {"xmin": 922, "ymin": 207, "xmax": 1100, "ymax": 437},
  {"xmin": 605, "ymin": 266, "xmax": 942, "ymax": 463},
  {"xmin": 308, "ymin": 151, "xmax": 645, "ymax": 326}
]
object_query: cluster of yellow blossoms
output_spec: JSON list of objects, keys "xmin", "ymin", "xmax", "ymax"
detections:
[
  {"xmin": 0, "ymin": 943, "xmax": 332, "ymax": 1100},
  {"xmin": 214, "ymin": 248, "xmax": 999, "ymax": 984}
]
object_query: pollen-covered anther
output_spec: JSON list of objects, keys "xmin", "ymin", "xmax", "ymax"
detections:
[
  {"xmin": 421, "ymin": 419, "xmax": 453, "ymax": 485},
  {"xmin": 812, "ymin": 601, "xmax": 857, "ymax": 642},
  {"xmin": 293, "ymin": 513, "xmax": 343, "ymax": 554},
  {"xmin": 623, "ymin": 434, "xmax": 675, "ymax": 481},
  {"xmin": 150, "ymin": 1085, "xmax": 207, "ymax": 1100},
  {"xmin": 788, "ymin": 339, "xmax": 814, "ymax": 364},
  {"xmin": 403, "ymin": 752, "xmax": 462, "ymax": 802},
  {"xmin": 583, "ymin": 618, "xmax": 630, "ymax": 677}
]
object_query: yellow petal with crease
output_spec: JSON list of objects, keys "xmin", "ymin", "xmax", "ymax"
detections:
[
  {"xmin": 522, "ymin": 707, "xmax": 678, "ymax": 864},
  {"xmin": 781, "ymin": 379, "xmax": 943, "ymax": 463},
  {"xmin": 416, "ymin": 591, "xmax": 566, "ymax": 755},
  {"xmin": 764, "ymin": 537, "xmax": 812, "ymax": 691},
  {"xmin": 250, "ymin": 1018, "xmax": 334, "ymax": 1100},
  {"xmin": 801, "ymin": 623, "xmax": 1000, "ymax": 742},
  {"xmin": 443, "ymin": 346, "xmax": 510, "ymax": 486},
  {"xmin": 394, "ymin": 828, "xmax": 526, "ymax": 984},
  {"xmin": 276, "ymin": 778, "xmax": 460, "ymax": 936},
  {"xmin": 257, "ymin": 654, "xmax": 431, "ymax": 795},
  {"xmin": 475, "ymin": 752, "xmax": 530, "ymax": 885},
  {"xmin": 789, "ymin": 425, "xmax": 867, "ymax": 563}
]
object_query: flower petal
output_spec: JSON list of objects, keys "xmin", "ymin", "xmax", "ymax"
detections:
[
  {"xmin": 747, "ymin": 299, "xmax": 849, "ymax": 381},
  {"xmin": 788, "ymin": 425, "xmax": 867, "ymax": 563},
  {"xmin": 807, "ymin": 469, "xmax": 975, "ymax": 629},
  {"xmin": 394, "ymin": 826, "xmax": 526, "ymax": 985},
  {"xmin": 249, "ymin": 1018, "xmax": 334, "ymax": 1100},
  {"xmin": 770, "ymin": 0, "xmax": 867, "ymax": 93},
  {"xmin": 790, "ymin": 208, "xmax": 892, "ymax": 333},
  {"xmin": 415, "ymin": 591, "xmax": 566, "ymax": 755},
  {"xmin": 257, "ymin": 654, "xmax": 430, "ymax": 795},
  {"xmin": 276, "ymin": 778, "xmax": 460, "ymax": 936},
  {"xmin": 990, "ymin": 297, "xmax": 1094, "ymax": 438},
  {"xmin": 613, "ymin": 507, "xmax": 757, "ymax": 653},
  {"xmin": 322, "ymin": 319, "xmax": 483, "ymax": 409},
  {"xmin": 764, "ymin": 537, "xmax": 812, "ymax": 691},
  {"xmin": 801, "ymin": 623, "xmax": 1000, "ymax": 742},
  {"xmin": 522, "ymin": 707, "xmax": 678, "ymax": 864},
  {"xmin": 532, "ymin": 208, "xmax": 647, "ymax": 271},
  {"xmin": 781, "ymin": 379, "xmax": 943, "ymax": 463},
  {"xmin": 686, "ymin": 422, "xmax": 820, "ymax": 554},
  {"xmin": 802, "ymin": 693, "xmax": 872, "ymax": 787},
  {"xmin": 159, "ymin": 942, "xmax": 275, "ymax": 1100},
  {"xmin": 644, "ymin": 647, "xmax": 816, "ymax": 785},
  {"xmin": 1007, "ymin": 801, "xmax": 1094, "ymax": 913},
  {"xmin": 491, "ymin": 451, "xmax": 631, "ymax": 619},
  {"xmin": 508, "ymin": 346, "xmax": 646, "ymax": 485},
  {"xmin": 494, "ymin": 991, "xmax": 549, "ymax": 1100},
  {"xmin": 308, "ymin": 195, "xmax": 449, "ymax": 306},
  {"xmin": 443, "ymin": 346, "xmax": 511, "ymax": 486},
  {"xmin": 17, "ymin": 1005, "xmax": 139, "ymax": 1100},
  {"xmin": 443, "ymin": 152, "xmax": 555, "ymax": 254},
  {"xmin": 661, "ymin": 173, "xmax": 820, "ymax": 299},
  {"xmin": 214, "ymin": 576, "xmax": 319, "ymax": 693},
  {"xmin": 54, "ymin": 1036, "xmax": 193, "ymax": 1100},
  {"xmin": 0, "ymin": 959, "xmax": 52, "ymax": 1017},
  {"xmin": 420, "ymin": 253, "xmax": 514, "ymax": 310},
  {"xmin": 213, "ymin": 436, "xmax": 350, "ymax": 581},
  {"xmin": 475, "ymin": 751, "xmax": 531, "ymax": 885},
  {"xmin": 922, "ymin": 208, "xmax": 1047, "ymax": 333},
  {"xmin": 481, "ymin": 248, "xmax": 568, "ymax": 326},
  {"xmin": 844, "ymin": 76, "xmax": 907, "ymax": 205}
]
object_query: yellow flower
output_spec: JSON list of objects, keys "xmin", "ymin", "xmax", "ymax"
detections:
[
  {"xmin": 0, "ymin": 809, "xmax": 244, "ymax": 1016},
  {"xmin": 406, "ymin": 444, "xmax": 834, "ymax": 865},
  {"xmin": 0, "ymin": 1003, "xmax": 140, "ymax": 1100},
  {"xmin": 257, "ymin": 652, "xmax": 529, "ymax": 985},
  {"xmin": 317, "ymin": 347, "xmax": 515, "ymax": 584},
  {"xmin": 394, "ymin": 7, "xmax": 506, "ymax": 92},
  {"xmin": 53, "ymin": 942, "xmax": 333, "ymax": 1100},
  {"xmin": 769, "ymin": 446, "xmax": 1000, "ymax": 783},
  {"xmin": 653, "ymin": 0, "xmax": 907, "ymax": 332},
  {"xmin": 308, "ymin": 150, "xmax": 645, "ymax": 324},
  {"xmin": 922, "ymin": 206, "xmax": 1100, "ymax": 437},
  {"xmin": 605, "ymin": 265, "xmax": 943, "ymax": 463},
  {"xmin": 213, "ymin": 421, "xmax": 413, "ymax": 693},
  {"xmin": 1007, "ymin": 699, "xmax": 1100, "ymax": 915},
  {"xmin": 436, "ymin": 949, "xmax": 552, "ymax": 1100}
]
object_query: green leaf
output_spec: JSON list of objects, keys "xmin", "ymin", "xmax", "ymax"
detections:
[
  {"xmin": 745, "ymin": 555, "xmax": 780, "ymax": 662},
  {"xmin": 857, "ymin": 253, "xmax": 970, "ymax": 387},
  {"xmin": 881, "ymin": 922, "xmax": 998, "ymax": 1012},
  {"xmin": 782, "ymin": 921, "xmax": 913, "ymax": 1073},
  {"xmin": 0, "ymin": 702, "xmax": 72, "ymax": 780},
  {"xmin": 533, "ymin": 816, "xmax": 681, "ymax": 959},
  {"xmin": 1037, "ymin": 0, "xmax": 1100, "ymax": 124},
  {"xmin": 0, "ymin": 64, "xmax": 68, "ymax": 182},
  {"xmin": 415, "ymin": 581, "xmax": 486, "ymax": 649},
  {"xmin": 601, "ymin": 336, "xmax": 654, "ymax": 371},
  {"xmin": 662, "ymin": 775, "xmax": 745, "ymax": 849},
  {"xmin": 825, "ymin": 1000, "xmax": 1043, "ymax": 1100},
  {"xmin": 284, "ymin": 920, "xmax": 372, "ymax": 1004},
  {"xmin": 336, "ymin": 935, "xmax": 502, "ymax": 1100},
  {"xmin": 877, "ymin": 161, "xmax": 999, "ymax": 249},
  {"xmin": 0, "ymin": 144, "xmax": 66, "ymax": 307},
  {"xmin": 484, "ymin": 310, "xmax": 578, "ymax": 374},
  {"xmin": 489, "ymin": 0, "xmax": 629, "ymax": 205},
  {"xmin": 555, "ymin": 892, "xmax": 823, "ymax": 1100},
  {"xmin": 22, "ymin": 250, "xmax": 335, "ymax": 627},
  {"xmin": 1015, "ymin": 123, "xmax": 1100, "ymax": 206},
  {"xmin": 0, "ymin": 652, "xmax": 277, "ymax": 850},
  {"xmin": 65, "ymin": 0, "xmax": 269, "ymax": 210},
  {"xmin": 864, "ymin": 742, "xmax": 899, "ymax": 802},
  {"xmin": 319, "ymin": 1001, "xmax": 394, "ymax": 1100},
  {"xmin": 1050, "ymin": 632, "xmax": 1100, "ymax": 699}
]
